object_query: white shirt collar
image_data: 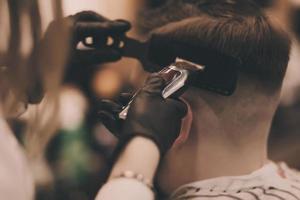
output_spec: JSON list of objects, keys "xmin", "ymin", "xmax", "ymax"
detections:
[{"xmin": 171, "ymin": 162, "xmax": 285, "ymax": 198}]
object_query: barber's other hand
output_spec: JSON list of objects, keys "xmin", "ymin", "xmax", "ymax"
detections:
[
  {"xmin": 68, "ymin": 11, "xmax": 131, "ymax": 66},
  {"xmin": 45, "ymin": 11, "xmax": 131, "ymax": 67},
  {"xmin": 121, "ymin": 75, "xmax": 187, "ymax": 155}
]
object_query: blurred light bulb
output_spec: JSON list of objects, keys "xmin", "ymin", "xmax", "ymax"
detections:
[{"xmin": 92, "ymin": 68, "xmax": 123, "ymax": 98}]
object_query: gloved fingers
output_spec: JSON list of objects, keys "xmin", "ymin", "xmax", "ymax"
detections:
[
  {"xmin": 98, "ymin": 110, "xmax": 121, "ymax": 137},
  {"xmin": 75, "ymin": 48, "xmax": 121, "ymax": 64},
  {"xmin": 142, "ymin": 74, "xmax": 167, "ymax": 94},
  {"xmin": 97, "ymin": 99, "xmax": 123, "ymax": 114},
  {"xmin": 165, "ymin": 98, "xmax": 188, "ymax": 118},
  {"xmin": 72, "ymin": 11, "xmax": 107, "ymax": 22},
  {"xmin": 117, "ymin": 93, "xmax": 133, "ymax": 105},
  {"xmin": 75, "ymin": 20, "xmax": 131, "ymax": 38},
  {"xmin": 114, "ymin": 19, "xmax": 131, "ymax": 30},
  {"xmin": 86, "ymin": 34, "xmax": 126, "ymax": 51},
  {"xmin": 72, "ymin": 11, "xmax": 131, "ymax": 26},
  {"xmin": 98, "ymin": 110, "xmax": 116, "ymax": 121},
  {"xmin": 74, "ymin": 22, "xmax": 130, "ymax": 50}
]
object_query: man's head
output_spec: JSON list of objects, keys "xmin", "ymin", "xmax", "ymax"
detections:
[
  {"xmin": 139, "ymin": 0, "xmax": 291, "ymax": 195},
  {"xmin": 140, "ymin": 0, "xmax": 291, "ymax": 132}
]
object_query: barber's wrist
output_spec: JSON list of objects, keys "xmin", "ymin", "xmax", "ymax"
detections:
[
  {"xmin": 120, "ymin": 132, "xmax": 170, "ymax": 157},
  {"xmin": 125, "ymin": 136, "xmax": 161, "ymax": 165},
  {"xmin": 121, "ymin": 121, "xmax": 175, "ymax": 156},
  {"xmin": 127, "ymin": 136, "xmax": 160, "ymax": 157},
  {"xmin": 109, "ymin": 136, "xmax": 160, "ymax": 182}
]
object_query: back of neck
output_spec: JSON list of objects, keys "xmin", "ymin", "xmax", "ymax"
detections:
[{"xmin": 157, "ymin": 113, "xmax": 270, "ymax": 195}]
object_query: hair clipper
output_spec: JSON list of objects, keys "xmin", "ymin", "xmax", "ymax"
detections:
[{"xmin": 118, "ymin": 58, "xmax": 205, "ymax": 119}]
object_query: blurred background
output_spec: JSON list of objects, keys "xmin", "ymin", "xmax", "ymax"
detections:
[{"xmin": 4, "ymin": 0, "xmax": 300, "ymax": 199}]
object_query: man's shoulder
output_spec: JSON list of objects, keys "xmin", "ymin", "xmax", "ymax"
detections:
[{"xmin": 170, "ymin": 162, "xmax": 300, "ymax": 200}]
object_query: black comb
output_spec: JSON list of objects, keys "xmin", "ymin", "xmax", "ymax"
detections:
[{"xmin": 122, "ymin": 36, "xmax": 240, "ymax": 96}]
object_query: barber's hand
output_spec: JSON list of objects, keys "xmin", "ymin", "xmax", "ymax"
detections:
[
  {"xmin": 120, "ymin": 75, "xmax": 187, "ymax": 155},
  {"xmin": 97, "ymin": 93, "xmax": 132, "ymax": 138},
  {"xmin": 45, "ymin": 11, "xmax": 131, "ymax": 67},
  {"xmin": 68, "ymin": 11, "xmax": 131, "ymax": 66}
]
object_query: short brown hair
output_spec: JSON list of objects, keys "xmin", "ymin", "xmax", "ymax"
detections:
[{"xmin": 139, "ymin": 0, "xmax": 291, "ymax": 93}]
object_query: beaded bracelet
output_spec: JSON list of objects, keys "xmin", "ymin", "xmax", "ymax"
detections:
[{"xmin": 113, "ymin": 170, "xmax": 154, "ymax": 191}]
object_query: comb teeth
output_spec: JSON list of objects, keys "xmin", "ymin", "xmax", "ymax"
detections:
[{"xmin": 175, "ymin": 57, "xmax": 205, "ymax": 71}]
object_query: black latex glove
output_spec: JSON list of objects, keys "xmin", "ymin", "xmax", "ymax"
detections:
[
  {"xmin": 97, "ymin": 93, "xmax": 132, "ymax": 138},
  {"xmin": 66, "ymin": 11, "xmax": 131, "ymax": 65},
  {"xmin": 120, "ymin": 75, "xmax": 187, "ymax": 155},
  {"xmin": 45, "ymin": 11, "xmax": 131, "ymax": 67},
  {"xmin": 67, "ymin": 11, "xmax": 131, "ymax": 66}
]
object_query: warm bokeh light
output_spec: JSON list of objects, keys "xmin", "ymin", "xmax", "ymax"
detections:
[{"xmin": 92, "ymin": 68, "xmax": 123, "ymax": 98}]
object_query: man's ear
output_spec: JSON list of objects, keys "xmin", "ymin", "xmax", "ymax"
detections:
[{"xmin": 173, "ymin": 97, "xmax": 193, "ymax": 146}]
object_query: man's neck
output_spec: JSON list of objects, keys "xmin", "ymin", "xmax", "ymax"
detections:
[{"xmin": 157, "ymin": 117, "xmax": 270, "ymax": 195}]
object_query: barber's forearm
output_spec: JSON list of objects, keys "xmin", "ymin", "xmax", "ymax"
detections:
[
  {"xmin": 108, "ymin": 136, "xmax": 160, "ymax": 182},
  {"xmin": 96, "ymin": 137, "xmax": 159, "ymax": 200}
]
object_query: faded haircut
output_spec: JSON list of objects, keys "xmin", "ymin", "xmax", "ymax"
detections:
[{"xmin": 138, "ymin": 0, "xmax": 291, "ymax": 93}]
